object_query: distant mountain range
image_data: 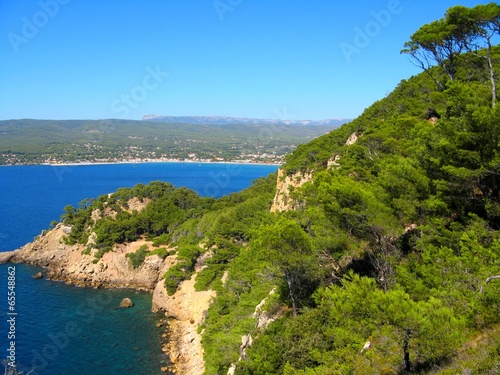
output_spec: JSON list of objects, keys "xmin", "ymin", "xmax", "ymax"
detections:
[{"xmin": 142, "ymin": 115, "xmax": 351, "ymax": 127}]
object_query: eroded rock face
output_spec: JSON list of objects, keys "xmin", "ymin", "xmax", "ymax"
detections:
[
  {"xmin": 345, "ymin": 132, "xmax": 360, "ymax": 145},
  {"xmin": 153, "ymin": 273, "xmax": 216, "ymax": 375},
  {"xmin": 271, "ymin": 169, "xmax": 313, "ymax": 213},
  {"xmin": 327, "ymin": 154, "xmax": 341, "ymax": 169},
  {"xmin": 0, "ymin": 251, "xmax": 18, "ymax": 264},
  {"xmin": 9, "ymin": 221, "xmax": 214, "ymax": 375}
]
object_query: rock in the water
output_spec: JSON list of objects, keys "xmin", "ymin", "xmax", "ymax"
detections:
[
  {"xmin": 33, "ymin": 272, "xmax": 43, "ymax": 279},
  {"xmin": 120, "ymin": 297, "xmax": 134, "ymax": 308}
]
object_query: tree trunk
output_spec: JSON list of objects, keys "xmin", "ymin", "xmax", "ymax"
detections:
[
  {"xmin": 486, "ymin": 45, "xmax": 497, "ymax": 107},
  {"xmin": 284, "ymin": 269, "xmax": 298, "ymax": 317},
  {"xmin": 485, "ymin": 275, "xmax": 500, "ymax": 284},
  {"xmin": 403, "ymin": 329, "xmax": 411, "ymax": 373}
]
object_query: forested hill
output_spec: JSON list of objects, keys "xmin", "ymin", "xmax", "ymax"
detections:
[{"xmin": 51, "ymin": 5, "xmax": 500, "ymax": 374}]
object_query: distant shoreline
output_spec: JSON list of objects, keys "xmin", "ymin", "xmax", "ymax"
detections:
[{"xmin": 0, "ymin": 160, "xmax": 282, "ymax": 167}]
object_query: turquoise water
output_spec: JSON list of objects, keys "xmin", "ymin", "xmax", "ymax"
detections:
[
  {"xmin": 0, "ymin": 163, "xmax": 278, "ymax": 374},
  {"xmin": 0, "ymin": 263, "xmax": 167, "ymax": 375}
]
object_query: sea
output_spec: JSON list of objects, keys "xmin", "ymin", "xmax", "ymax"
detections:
[{"xmin": 0, "ymin": 162, "xmax": 278, "ymax": 375}]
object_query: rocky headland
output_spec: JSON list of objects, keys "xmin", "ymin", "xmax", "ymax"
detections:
[{"xmin": 3, "ymin": 223, "xmax": 214, "ymax": 375}]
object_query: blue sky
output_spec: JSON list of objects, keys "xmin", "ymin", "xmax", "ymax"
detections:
[{"xmin": 0, "ymin": 0, "xmax": 492, "ymax": 121}]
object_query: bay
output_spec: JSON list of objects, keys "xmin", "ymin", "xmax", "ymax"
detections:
[{"xmin": 0, "ymin": 162, "xmax": 278, "ymax": 375}]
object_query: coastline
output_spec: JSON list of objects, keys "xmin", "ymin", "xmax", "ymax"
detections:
[
  {"xmin": 3, "ymin": 223, "xmax": 213, "ymax": 375},
  {"xmin": 0, "ymin": 159, "xmax": 282, "ymax": 167}
]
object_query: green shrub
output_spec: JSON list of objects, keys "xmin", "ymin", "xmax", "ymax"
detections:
[
  {"xmin": 153, "ymin": 234, "xmax": 171, "ymax": 247},
  {"xmin": 126, "ymin": 244, "xmax": 149, "ymax": 268},
  {"xmin": 147, "ymin": 247, "xmax": 169, "ymax": 259},
  {"xmin": 163, "ymin": 245, "xmax": 203, "ymax": 295}
]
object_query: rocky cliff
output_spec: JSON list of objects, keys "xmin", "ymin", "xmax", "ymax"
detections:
[
  {"xmin": 10, "ymin": 224, "xmax": 164, "ymax": 291},
  {"xmin": 270, "ymin": 168, "xmax": 313, "ymax": 213},
  {"xmin": 153, "ymin": 273, "xmax": 215, "ymax": 374}
]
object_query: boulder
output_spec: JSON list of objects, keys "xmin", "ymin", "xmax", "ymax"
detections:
[
  {"xmin": 120, "ymin": 297, "xmax": 134, "ymax": 308},
  {"xmin": 33, "ymin": 272, "xmax": 43, "ymax": 279}
]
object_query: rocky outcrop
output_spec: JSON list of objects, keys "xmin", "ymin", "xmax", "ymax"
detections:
[
  {"xmin": 227, "ymin": 287, "xmax": 281, "ymax": 374},
  {"xmin": 90, "ymin": 197, "xmax": 150, "ymax": 222},
  {"xmin": 0, "ymin": 250, "xmax": 18, "ymax": 264},
  {"xmin": 10, "ymin": 224, "xmax": 166, "ymax": 292},
  {"xmin": 153, "ymin": 273, "xmax": 216, "ymax": 375},
  {"xmin": 327, "ymin": 154, "xmax": 341, "ymax": 170},
  {"xmin": 270, "ymin": 132, "xmax": 362, "ymax": 213},
  {"xmin": 271, "ymin": 169, "xmax": 313, "ymax": 213},
  {"xmin": 253, "ymin": 288, "xmax": 279, "ymax": 330},
  {"xmin": 345, "ymin": 132, "xmax": 360, "ymax": 145},
  {"xmin": 7, "ymin": 220, "xmax": 214, "ymax": 375}
]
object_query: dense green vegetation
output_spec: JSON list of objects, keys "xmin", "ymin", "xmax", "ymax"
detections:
[
  {"xmin": 56, "ymin": 5, "xmax": 500, "ymax": 374},
  {"xmin": 0, "ymin": 119, "xmax": 338, "ymax": 165}
]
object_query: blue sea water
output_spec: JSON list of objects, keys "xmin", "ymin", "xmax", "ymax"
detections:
[{"xmin": 0, "ymin": 163, "xmax": 278, "ymax": 375}]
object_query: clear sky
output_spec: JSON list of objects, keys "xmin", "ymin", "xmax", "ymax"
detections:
[{"xmin": 0, "ymin": 0, "xmax": 492, "ymax": 121}]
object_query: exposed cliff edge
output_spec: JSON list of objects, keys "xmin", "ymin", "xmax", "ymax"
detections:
[
  {"xmin": 270, "ymin": 168, "xmax": 313, "ymax": 213},
  {"xmin": 153, "ymin": 273, "xmax": 215, "ymax": 374},
  {"xmin": 9, "ymin": 224, "xmax": 164, "ymax": 291}
]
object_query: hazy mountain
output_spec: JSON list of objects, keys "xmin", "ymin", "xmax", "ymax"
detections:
[{"xmin": 141, "ymin": 114, "xmax": 351, "ymax": 127}]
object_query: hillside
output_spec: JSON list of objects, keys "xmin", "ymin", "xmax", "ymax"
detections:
[
  {"xmin": 0, "ymin": 119, "xmax": 340, "ymax": 165},
  {"xmin": 8, "ymin": 5, "xmax": 500, "ymax": 374}
]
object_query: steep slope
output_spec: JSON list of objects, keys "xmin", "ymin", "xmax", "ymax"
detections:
[{"xmin": 197, "ymin": 54, "xmax": 500, "ymax": 374}]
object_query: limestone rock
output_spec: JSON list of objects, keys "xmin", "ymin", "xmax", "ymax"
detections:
[
  {"xmin": 345, "ymin": 132, "xmax": 359, "ymax": 145},
  {"xmin": 0, "ymin": 250, "xmax": 18, "ymax": 264},
  {"xmin": 271, "ymin": 169, "xmax": 313, "ymax": 213},
  {"xmin": 11, "ymin": 224, "xmax": 168, "ymax": 292},
  {"xmin": 156, "ymin": 271, "xmax": 216, "ymax": 375},
  {"xmin": 33, "ymin": 272, "xmax": 43, "ymax": 279},
  {"xmin": 327, "ymin": 154, "xmax": 341, "ymax": 169},
  {"xmin": 120, "ymin": 298, "xmax": 134, "ymax": 308},
  {"xmin": 227, "ymin": 364, "xmax": 236, "ymax": 375},
  {"xmin": 61, "ymin": 225, "xmax": 72, "ymax": 234}
]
